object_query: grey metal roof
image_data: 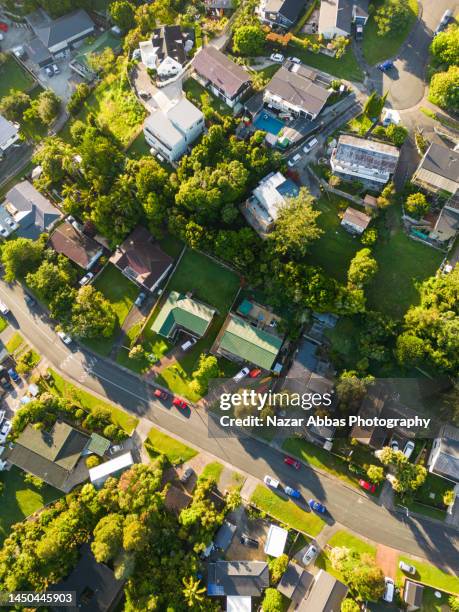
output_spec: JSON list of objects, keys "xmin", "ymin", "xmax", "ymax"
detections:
[
  {"xmin": 207, "ymin": 561, "xmax": 269, "ymax": 596},
  {"xmin": 266, "ymin": 66, "xmax": 330, "ymax": 115},
  {"xmin": 25, "ymin": 37, "xmax": 52, "ymax": 65},
  {"xmin": 29, "ymin": 8, "xmax": 94, "ymax": 49},
  {"xmin": 297, "ymin": 570, "xmax": 348, "ymax": 612},
  {"xmin": 192, "ymin": 46, "xmax": 251, "ymax": 99},
  {"xmin": 265, "ymin": 0, "xmax": 304, "ymax": 22},
  {"xmin": 152, "ymin": 25, "xmax": 192, "ymax": 65},
  {"xmin": 0, "ymin": 115, "xmax": 18, "ymax": 148},
  {"xmin": 4, "ymin": 180, "xmax": 61, "ymax": 239},
  {"xmin": 418, "ymin": 143, "xmax": 459, "ymax": 185},
  {"xmin": 278, "ymin": 563, "xmax": 314, "ymax": 604},
  {"xmin": 434, "ymin": 439, "xmax": 459, "ymax": 481},
  {"xmin": 214, "ymin": 521, "xmax": 237, "ymax": 551},
  {"xmin": 432, "ymin": 206, "xmax": 459, "ymax": 242}
]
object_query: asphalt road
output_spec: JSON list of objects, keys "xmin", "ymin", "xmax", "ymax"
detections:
[{"xmin": 1, "ymin": 281, "xmax": 458, "ymax": 574}]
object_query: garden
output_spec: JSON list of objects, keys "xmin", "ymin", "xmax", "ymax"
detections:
[
  {"xmin": 183, "ymin": 77, "xmax": 232, "ymax": 116},
  {"xmin": 0, "ymin": 54, "xmax": 35, "ymax": 100}
]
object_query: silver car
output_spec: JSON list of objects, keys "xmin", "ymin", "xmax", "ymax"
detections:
[{"xmin": 302, "ymin": 544, "xmax": 319, "ymax": 565}]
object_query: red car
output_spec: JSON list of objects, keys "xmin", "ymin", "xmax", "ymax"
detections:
[
  {"xmin": 154, "ymin": 389, "xmax": 169, "ymax": 400},
  {"xmin": 173, "ymin": 397, "xmax": 188, "ymax": 410},
  {"xmin": 284, "ymin": 456, "xmax": 301, "ymax": 470},
  {"xmin": 359, "ymin": 479, "xmax": 376, "ymax": 494},
  {"xmin": 0, "ymin": 22, "xmax": 9, "ymax": 32},
  {"xmin": 249, "ymin": 368, "xmax": 262, "ymax": 378}
]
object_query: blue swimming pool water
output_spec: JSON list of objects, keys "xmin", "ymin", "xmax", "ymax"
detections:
[{"xmin": 253, "ymin": 112, "xmax": 284, "ymax": 135}]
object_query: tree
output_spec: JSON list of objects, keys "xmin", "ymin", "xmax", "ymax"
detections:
[
  {"xmin": 70, "ymin": 286, "xmax": 117, "ymax": 339},
  {"xmin": 1, "ymin": 237, "xmax": 45, "ymax": 282},
  {"xmin": 67, "ymin": 83, "xmax": 90, "ymax": 115},
  {"xmin": 262, "ymin": 588, "xmax": 284, "ymax": 612},
  {"xmin": 182, "ymin": 576, "xmax": 206, "ymax": 607},
  {"xmin": 395, "ymin": 332, "xmax": 426, "ymax": 365},
  {"xmin": 430, "ymin": 24, "xmax": 459, "ymax": 66},
  {"xmin": 190, "ymin": 354, "xmax": 220, "ymax": 395},
  {"xmin": 347, "ymin": 249, "xmax": 378, "ymax": 287},
  {"xmin": 87, "ymin": 48, "xmax": 116, "ymax": 75},
  {"xmin": 363, "ymin": 91, "xmax": 387, "ymax": 120},
  {"xmin": 0, "ymin": 89, "xmax": 31, "ymax": 121},
  {"xmin": 269, "ymin": 554, "xmax": 289, "ymax": 584},
  {"xmin": 268, "ymin": 187, "xmax": 323, "ymax": 259},
  {"xmin": 331, "ymin": 547, "xmax": 385, "ymax": 601},
  {"xmin": 24, "ymin": 89, "xmax": 61, "ymax": 124},
  {"xmin": 341, "ymin": 599, "xmax": 360, "ymax": 612},
  {"xmin": 367, "ymin": 465, "xmax": 385, "ymax": 484},
  {"xmin": 233, "ymin": 24, "xmax": 266, "ymax": 56},
  {"xmin": 128, "ymin": 345, "xmax": 145, "ymax": 360},
  {"xmin": 33, "ymin": 137, "xmax": 77, "ymax": 188},
  {"xmin": 385, "ymin": 123, "xmax": 408, "ymax": 146},
  {"xmin": 86, "ymin": 455, "xmax": 101, "ymax": 468},
  {"xmin": 336, "ymin": 371, "xmax": 374, "ymax": 413},
  {"xmin": 405, "ymin": 192, "xmax": 430, "ymax": 219},
  {"xmin": 449, "ymin": 595, "xmax": 459, "ymax": 612},
  {"xmin": 374, "ymin": 0, "xmax": 411, "ymax": 37},
  {"xmin": 429, "ymin": 65, "xmax": 459, "ymax": 111},
  {"xmin": 361, "ymin": 228, "xmax": 378, "ymax": 246},
  {"xmin": 123, "ymin": 517, "xmax": 148, "ymax": 552},
  {"xmin": 225, "ymin": 487, "xmax": 242, "ymax": 511},
  {"xmin": 109, "ymin": 0, "xmax": 136, "ymax": 31},
  {"xmin": 443, "ymin": 489, "xmax": 455, "ymax": 506},
  {"xmin": 26, "ymin": 257, "xmax": 76, "ymax": 302},
  {"xmin": 92, "ymin": 514, "xmax": 124, "ymax": 563}
]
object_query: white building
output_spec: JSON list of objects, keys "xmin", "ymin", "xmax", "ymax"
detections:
[
  {"xmin": 143, "ymin": 96, "xmax": 204, "ymax": 162},
  {"xmin": 264, "ymin": 524, "xmax": 288, "ymax": 557},
  {"xmin": 139, "ymin": 25, "xmax": 193, "ymax": 80},
  {"xmin": 0, "ymin": 115, "xmax": 20, "ymax": 156},
  {"xmin": 318, "ymin": 0, "xmax": 369, "ymax": 39},
  {"xmin": 89, "ymin": 452, "xmax": 134, "ymax": 489}
]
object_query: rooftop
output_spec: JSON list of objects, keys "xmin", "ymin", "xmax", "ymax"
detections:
[
  {"xmin": 415, "ymin": 143, "xmax": 459, "ymax": 194},
  {"xmin": 0, "ymin": 114, "xmax": 19, "ymax": 148},
  {"xmin": 152, "ymin": 24, "xmax": 192, "ymax": 65},
  {"xmin": 166, "ymin": 96, "xmax": 204, "ymax": 132},
  {"xmin": 278, "ymin": 563, "xmax": 314, "ymax": 604},
  {"xmin": 89, "ymin": 452, "xmax": 134, "ymax": 484},
  {"xmin": 263, "ymin": 0, "xmax": 305, "ymax": 22},
  {"xmin": 298, "ymin": 569, "xmax": 348, "ymax": 611},
  {"xmin": 319, "ymin": 0, "xmax": 352, "ymax": 33},
  {"xmin": 207, "ymin": 561, "xmax": 269, "ymax": 597},
  {"xmin": 27, "ymin": 8, "xmax": 94, "ymax": 49},
  {"xmin": 49, "ymin": 221, "xmax": 102, "ymax": 269},
  {"xmin": 333, "ymin": 135, "xmax": 400, "ymax": 175},
  {"xmin": 264, "ymin": 524, "xmax": 288, "ymax": 557},
  {"xmin": 266, "ymin": 65, "xmax": 331, "ymax": 115},
  {"xmin": 342, "ymin": 206, "xmax": 371, "ymax": 230},
  {"xmin": 151, "ymin": 290, "xmax": 216, "ymax": 338},
  {"xmin": 192, "ymin": 46, "xmax": 251, "ymax": 98},
  {"xmin": 4, "ymin": 180, "xmax": 61, "ymax": 239},
  {"xmin": 403, "ymin": 580, "xmax": 424, "ymax": 607}
]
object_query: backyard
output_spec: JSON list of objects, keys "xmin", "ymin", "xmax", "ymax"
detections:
[
  {"xmin": 183, "ymin": 77, "xmax": 232, "ymax": 116},
  {"xmin": 0, "ymin": 54, "xmax": 35, "ymax": 100},
  {"xmin": 286, "ymin": 40, "xmax": 364, "ymax": 82}
]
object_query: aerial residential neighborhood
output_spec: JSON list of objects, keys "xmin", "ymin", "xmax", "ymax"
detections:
[{"xmin": 0, "ymin": 0, "xmax": 458, "ymax": 610}]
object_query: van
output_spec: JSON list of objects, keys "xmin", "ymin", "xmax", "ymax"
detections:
[
  {"xmin": 181, "ymin": 338, "xmax": 197, "ymax": 351},
  {"xmin": 383, "ymin": 577, "xmax": 395, "ymax": 602},
  {"xmin": 287, "ymin": 153, "xmax": 302, "ymax": 167}
]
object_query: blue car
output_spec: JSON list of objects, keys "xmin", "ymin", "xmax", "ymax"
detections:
[
  {"xmin": 309, "ymin": 499, "xmax": 326, "ymax": 514},
  {"xmin": 378, "ymin": 60, "xmax": 394, "ymax": 72},
  {"xmin": 285, "ymin": 486, "xmax": 301, "ymax": 499},
  {"xmin": 8, "ymin": 368, "xmax": 19, "ymax": 382}
]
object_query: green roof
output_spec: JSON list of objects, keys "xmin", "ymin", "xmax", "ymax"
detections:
[
  {"xmin": 219, "ymin": 314, "xmax": 282, "ymax": 370},
  {"xmin": 151, "ymin": 291, "xmax": 216, "ymax": 338},
  {"xmin": 237, "ymin": 299, "xmax": 253, "ymax": 316},
  {"xmin": 87, "ymin": 433, "xmax": 111, "ymax": 457}
]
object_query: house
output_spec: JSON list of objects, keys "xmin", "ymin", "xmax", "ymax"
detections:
[
  {"xmin": 49, "ymin": 544, "xmax": 125, "ymax": 611},
  {"xmin": 264, "ymin": 65, "xmax": 331, "ymax": 120},
  {"xmin": 241, "ymin": 171, "xmax": 299, "ymax": 235},
  {"xmin": 341, "ymin": 206, "xmax": 371, "ymax": 234},
  {"xmin": 318, "ymin": 0, "xmax": 369, "ymax": 39},
  {"xmin": 214, "ymin": 521, "xmax": 237, "ymax": 552},
  {"xmin": 109, "ymin": 226, "xmax": 173, "ymax": 292},
  {"xmin": 25, "ymin": 37, "xmax": 52, "ymax": 67},
  {"xmin": 297, "ymin": 569, "xmax": 348, "ymax": 611},
  {"xmin": 278, "ymin": 563, "xmax": 314, "ymax": 606},
  {"xmin": 428, "ymin": 424, "xmax": 459, "ymax": 483},
  {"xmin": 264, "ymin": 524, "xmax": 288, "ymax": 557},
  {"xmin": 143, "ymin": 96, "xmax": 204, "ymax": 162},
  {"xmin": 214, "ymin": 313, "xmax": 284, "ymax": 372},
  {"xmin": 205, "ymin": 0, "xmax": 234, "ymax": 15},
  {"xmin": 139, "ymin": 25, "xmax": 193, "ymax": 79},
  {"xmin": 192, "ymin": 46, "xmax": 252, "ymax": 108},
  {"xmin": 0, "ymin": 115, "xmax": 20, "ymax": 156},
  {"xmin": 1, "ymin": 180, "xmax": 61, "ymax": 239},
  {"xmin": 7, "ymin": 421, "xmax": 90, "ymax": 492},
  {"xmin": 89, "ymin": 452, "xmax": 134, "ymax": 489},
  {"xmin": 403, "ymin": 580, "xmax": 424, "ymax": 612},
  {"xmin": 412, "ymin": 143, "xmax": 459, "ymax": 200},
  {"xmin": 152, "ymin": 291, "xmax": 216, "ymax": 341},
  {"xmin": 330, "ymin": 135, "xmax": 400, "ymax": 190},
  {"xmin": 207, "ymin": 561, "xmax": 269, "ymax": 605},
  {"xmin": 50, "ymin": 222, "xmax": 103, "ymax": 270},
  {"xmin": 256, "ymin": 0, "xmax": 304, "ymax": 29},
  {"xmin": 26, "ymin": 8, "xmax": 95, "ymax": 55},
  {"xmin": 429, "ymin": 206, "xmax": 459, "ymax": 246}
]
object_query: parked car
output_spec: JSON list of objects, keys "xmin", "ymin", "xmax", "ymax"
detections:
[
  {"xmin": 57, "ymin": 330, "xmax": 72, "ymax": 345},
  {"xmin": 302, "ymin": 544, "xmax": 319, "ymax": 566},
  {"xmin": 284, "ymin": 456, "xmax": 301, "ymax": 470},
  {"xmin": 240, "ymin": 534, "xmax": 259, "ymax": 548},
  {"xmin": 303, "ymin": 137, "xmax": 319, "ymax": 154},
  {"xmin": 173, "ymin": 397, "xmax": 188, "ymax": 410},
  {"xmin": 287, "ymin": 152, "xmax": 302, "ymax": 168},
  {"xmin": 263, "ymin": 475, "xmax": 279, "ymax": 488},
  {"xmin": 181, "ymin": 338, "xmax": 197, "ymax": 351},
  {"xmin": 52, "ymin": 63, "xmax": 60, "ymax": 75},
  {"xmin": 0, "ymin": 301, "xmax": 9, "ymax": 315},
  {"xmin": 24, "ymin": 293, "xmax": 36, "ymax": 307},
  {"xmin": 79, "ymin": 272, "xmax": 94, "ymax": 286},
  {"xmin": 134, "ymin": 292, "xmax": 147, "ymax": 307},
  {"xmin": 0, "ymin": 420, "xmax": 12, "ymax": 444},
  {"xmin": 399, "ymin": 560, "xmax": 416, "ymax": 575},
  {"xmin": 288, "ymin": 56, "xmax": 301, "ymax": 64},
  {"xmin": 435, "ymin": 9, "xmax": 452, "ymax": 34},
  {"xmin": 180, "ymin": 467, "xmax": 194, "ymax": 483},
  {"xmin": 154, "ymin": 388, "xmax": 169, "ymax": 400},
  {"xmin": 403, "ymin": 440, "xmax": 415, "ymax": 459},
  {"xmin": 0, "ymin": 22, "xmax": 9, "ymax": 32},
  {"xmin": 383, "ymin": 577, "xmax": 395, "ymax": 603},
  {"xmin": 308, "ymin": 499, "xmax": 327, "ymax": 514},
  {"xmin": 248, "ymin": 368, "xmax": 262, "ymax": 378},
  {"xmin": 233, "ymin": 367, "xmax": 250, "ymax": 382},
  {"xmin": 390, "ymin": 440, "xmax": 399, "ymax": 452},
  {"xmin": 45, "ymin": 65, "xmax": 54, "ymax": 77},
  {"xmin": 0, "ymin": 409, "xmax": 6, "ymax": 425},
  {"xmin": 359, "ymin": 479, "xmax": 376, "ymax": 493},
  {"xmin": 377, "ymin": 60, "xmax": 394, "ymax": 71},
  {"xmin": 270, "ymin": 53, "xmax": 284, "ymax": 63},
  {"xmin": 285, "ymin": 486, "xmax": 301, "ymax": 499},
  {"xmin": 138, "ymin": 90, "xmax": 152, "ymax": 100},
  {"xmin": 8, "ymin": 368, "xmax": 19, "ymax": 382},
  {"xmin": 109, "ymin": 444, "xmax": 123, "ymax": 455}
]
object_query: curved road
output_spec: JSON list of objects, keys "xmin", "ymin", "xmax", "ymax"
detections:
[{"xmin": 1, "ymin": 281, "xmax": 458, "ymax": 575}]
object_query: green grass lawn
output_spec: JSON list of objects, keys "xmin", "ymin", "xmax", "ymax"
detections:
[
  {"xmin": 46, "ymin": 369, "xmax": 138, "ymax": 434},
  {"xmin": 421, "ymin": 587, "xmax": 451, "ymax": 612},
  {"xmin": 0, "ymin": 55, "xmax": 35, "ymax": 100},
  {"xmin": 317, "ymin": 529, "xmax": 376, "ymax": 579},
  {"xmin": 396, "ymin": 555, "xmax": 459, "ymax": 594},
  {"xmin": 6, "ymin": 332, "xmax": 25, "ymax": 355},
  {"xmin": 287, "ymin": 41, "xmax": 364, "ymax": 82},
  {"xmin": 0, "ymin": 467, "xmax": 61, "ymax": 545},
  {"xmin": 183, "ymin": 77, "xmax": 232, "ymax": 115},
  {"xmin": 0, "ymin": 316, "xmax": 8, "ymax": 333},
  {"xmin": 251, "ymin": 484, "xmax": 325, "ymax": 536},
  {"xmin": 346, "ymin": 113, "xmax": 374, "ymax": 136},
  {"xmin": 362, "ymin": 0, "xmax": 418, "ymax": 65},
  {"xmin": 199, "ymin": 461, "xmax": 224, "ymax": 483},
  {"xmin": 145, "ymin": 427, "xmax": 197, "ymax": 464}
]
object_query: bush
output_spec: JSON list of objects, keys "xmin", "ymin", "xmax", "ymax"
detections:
[
  {"xmin": 385, "ymin": 124, "xmax": 408, "ymax": 146},
  {"xmin": 74, "ymin": 408, "xmax": 85, "ymax": 420},
  {"xmin": 361, "ymin": 228, "xmax": 378, "ymax": 246},
  {"xmin": 67, "ymin": 83, "xmax": 91, "ymax": 115},
  {"xmin": 86, "ymin": 455, "xmax": 101, "ymax": 468},
  {"xmin": 262, "ymin": 588, "xmax": 284, "ymax": 612},
  {"xmin": 268, "ymin": 554, "xmax": 289, "ymax": 584}
]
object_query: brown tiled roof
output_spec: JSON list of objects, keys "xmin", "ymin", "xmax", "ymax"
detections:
[
  {"xmin": 192, "ymin": 46, "xmax": 251, "ymax": 98},
  {"xmin": 49, "ymin": 222, "xmax": 102, "ymax": 269},
  {"xmin": 342, "ymin": 206, "xmax": 371, "ymax": 230}
]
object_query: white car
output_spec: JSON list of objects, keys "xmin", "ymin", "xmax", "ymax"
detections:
[
  {"xmin": 109, "ymin": 444, "xmax": 123, "ymax": 455},
  {"xmin": 270, "ymin": 53, "xmax": 284, "ymax": 63},
  {"xmin": 0, "ymin": 410, "xmax": 5, "ymax": 425},
  {"xmin": 287, "ymin": 153, "xmax": 302, "ymax": 168},
  {"xmin": 288, "ymin": 56, "xmax": 301, "ymax": 64},
  {"xmin": 233, "ymin": 367, "xmax": 250, "ymax": 382},
  {"xmin": 0, "ymin": 420, "xmax": 12, "ymax": 444},
  {"xmin": 383, "ymin": 577, "xmax": 395, "ymax": 602},
  {"xmin": 303, "ymin": 137, "xmax": 319, "ymax": 154},
  {"xmin": 302, "ymin": 544, "xmax": 319, "ymax": 565},
  {"xmin": 181, "ymin": 338, "xmax": 197, "ymax": 351},
  {"xmin": 263, "ymin": 475, "xmax": 279, "ymax": 489},
  {"xmin": 52, "ymin": 63, "xmax": 60, "ymax": 75},
  {"xmin": 79, "ymin": 272, "xmax": 94, "ymax": 286},
  {"xmin": 390, "ymin": 440, "xmax": 399, "ymax": 452},
  {"xmin": 0, "ymin": 301, "xmax": 9, "ymax": 315},
  {"xmin": 57, "ymin": 331, "xmax": 72, "ymax": 345},
  {"xmin": 403, "ymin": 440, "xmax": 415, "ymax": 459},
  {"xmin": 399, "ymin": 560, "xmax": 416, "ymax": 575}
]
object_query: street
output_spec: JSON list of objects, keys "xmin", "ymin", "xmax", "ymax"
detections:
[{"xmin": 0, "ymin": 281, "xmax": 458, "ymax": 575}]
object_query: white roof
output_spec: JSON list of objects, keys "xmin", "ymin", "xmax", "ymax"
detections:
[
  {"xmin": 145, "ymin": 109, "xmax": 184, "ymax": 148},
  {"xmin": 139, "ymin": 40, "xmax": 157, "ymax": 68},
  {"xmin": 157, "ymin": 55, "xmax": 183, "ymax": 76},
  {"xmin": 0, "ymin": 115, "xmax": 19, "ymax": 148},
  {"xmin": 264, "ymin": 524, "xmax": 288, "ymax": 557},
  {"xmin": 253, "ymin": 172, "xmax": 289, "ymax": 219},
  {"xmin": 227, "ymin": 596, "xmax": 252, "ymax": 612},
  {"xmin": 167, "ymin": 97, "xmax": 203, "ymax": 132},
  {"xmin": 89, "ymin": 451, "xmax": 134, "ymax": 482}
]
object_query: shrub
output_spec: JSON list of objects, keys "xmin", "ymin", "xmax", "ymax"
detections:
[
  {"xmin": 67, "ymin": 83, "xmax": 91, "ymax": 115},
  {"xmin": 361, "ymin": 228, "xmax": 378, "ymax": 246},
  {"xmin": 86, "ymin": 455, "xmax": 101, "ymax": 468}
]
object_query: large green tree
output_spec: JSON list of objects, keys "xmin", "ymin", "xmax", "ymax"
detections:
[
  {"xmin": 233, "ymin": 24, "xmax": 265, "ymax": 56},
  {"xmin": 374, "ymin": 0, "xmax": 411, "ymax": 37},
  {"xmin": 430, "ymin": 24, "xmax": 459, "ymax": 66},
  {"xmin": 347, "ymin": 248, "xmax": 378, "ymax": 287},
  {"xmin": 109, "ymin": 0, "xmax": 136, "ymax": 30},
  {"xmin": 70, "ymin": 286, "xmax": 117, "ymax": 339},
  {"xmin": 1, "ymin": 237, "xmax": 45, "ymax": 282},
  {"xmin": 429, "ymin": 65, "xmax": 459, "ymax": 111}
]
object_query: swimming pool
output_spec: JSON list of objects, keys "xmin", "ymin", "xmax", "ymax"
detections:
[{"xmin": 253, "ymin": 111, "xmax": 285, "ymax": 135}]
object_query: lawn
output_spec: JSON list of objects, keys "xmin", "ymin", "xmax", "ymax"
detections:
[
  {"xmin": 346, "ymin": 113, "xmax": 374, "ymax": 136},
  {"xmin": 6, "ymin": 332, "xmax": 25, "ymax": 355},
  {"xmin": 0, "ymin": 55, "xmax": 35, "ymax": 100},
  {"xmin": 317, "ymin": 530, "xmax": 376, "ymax": 579},
  {"xmin": 400, "ymin": 473, "xmax": 451, "ymax": 521},
  {"xmin": 287, "ymin": 40, "xmax": 364, "ymax": 82},
  {"xmin": 396, "ymin": 555, "xmax": 459, "ymax": 594},
  {"xmin": 251, "ymin": 485, "xmax": 325, "ymax": 536},
  {"xmin": 362, "ymin": 0, "xmax": 419, "ymax": 65},
  {"xmin": 145, "ymin": 427, "xmax": 197, "ymax": 464},
  {"xmin": 0, "ymin": 316, "xmax": 8, "ymax": 333},
  {"xmin": 199, "ymin": 461, "xmax": 224, "ymax": 483},
  {"xmin": 46, "ymin": 369, "xmax": 138, "ymax": 434},
  {"xmin": 0, "ymin": 466, "xmax": 61, "ymax": 545},
  {"xmin": 5, "ymin": 332, "xmax": 40, "ymax": 368},
  {"xmin": 183, "ymin": 77, "xmax": 232, "ymax": 115}
]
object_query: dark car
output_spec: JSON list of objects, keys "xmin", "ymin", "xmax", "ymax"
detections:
[
  {"xmin": 24, "ymin": 294, "xmax": 36, "ymax": 307},
  {"xmin": 8, "ymin": 368, "xmax": 19, "ymax": 382},
  {"xmin": 309, "ymin": 499, "xmax": 327, "ymax": 514},
  {"xmin": 240, "ymin": 534, "xmax": 259, "ymax": 548},
  {"xmin": 378, "ymin": 60, "xmax": 394, "ymax": 71},
  {"xmin": 154, "ymin": 388, "xmax": 169, "ymax": 400}
]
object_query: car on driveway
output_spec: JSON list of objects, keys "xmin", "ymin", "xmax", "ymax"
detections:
[
  {"xmin": 240, "ymin": 534, "xmax": 259, "ymax": 548},
  {"xmin": 154, "ymin": 389, "xmax": 169, "ymax": 400},
  {"xmin": 288, "ymin": 56, "xmax": 301, "ymax": 64},
  {"xmin": 180, "ymin": 467, "xmax": 194, "ymax": 483},
  {"xmin": 233, "ymin": 367, "xmax": 250, "ymax": 382},
  {"xmin": 403, "ymin": 440, "xmax": 415, "ymax": 459},
  {"xmin": 181, "ymin": 338, "xmax": 197, "ymax": 351},
  {"xmin": 287, "ymin": 152, "xmax": 302, "ymax": 168},
  {"xmin": 285, "ymin": 486, "xmax": 301, "ymax": 499},
  {"xmin": 302, "ymin": 544, "xmax": 319, "ymax": 566},
  {"xmin": 264, "ymin": 475, "xmax": 279, "ymax": 488},
  {"xmin": 284, "ymin": 456, "xmax": 301, "ymax": 469},
  {"xmin": 377, "ymin": 60, "xmax": 394, "ymax": 71},
  {"xmin": 79, "ymin": 272, "xmax": 94, "ymax": 286},
  {"xmin": 359, "ymin": 479, "xmax": 376, "ymax": 493},
  {"xmin": 173, "ymin": 397, "xmax": 188, "ymax": 410},
  {"xmin": 24, "ymin": 294, "xmax": 36, "ymax": 307},
  {"xmin": 52, "ymin": 63, "xmax": 60, "ymax": 75},
  {"xmin": 399, "ymin": 560, "xmax": 416, "ymax": 575},
  {"xmin": 109, "ymin": 444, "xmax": 123, "ymax": 455},
  {"xmin": 135, "ymin": 292, "xmax": 147, "ymax": 307},
  {"xmin": 383, "ymin": 577, "xmax": 395, "ymax": 602},
  {"xmin": 8, "ymin": 368, "xmax": 19, "ymax": 382},
  {"xmin": 249, "ymin": 368, "xmax": 261, "ymax": 378},
  {"xmin": 270, "ymin": 53, "xmax": 284, "ymax": 63},
  {"xmin": 0, "ymin": 420, "xmax": 12, "ymax": 444},
  {"xmin": 57, "ymin": 331, "xmax": 72, "ymax": 345},
  {"xmin": 0, "ymin": 301, "xmax": 9, "ymax": 315},
  {"xmin": 45, "ymin": 65, "xmax": 54, "ymax": 77},
  {"xmin": 308, "ymin": 499, "xmax": 326, "ymax": 513}
]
